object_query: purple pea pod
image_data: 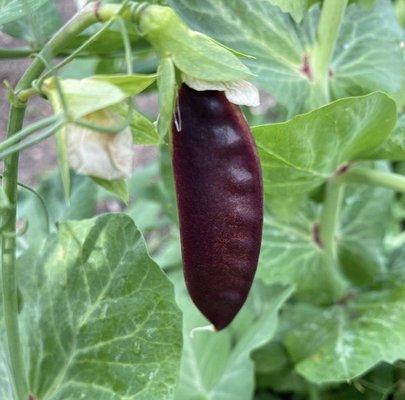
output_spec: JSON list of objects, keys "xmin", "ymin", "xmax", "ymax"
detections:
[{"xmin": 172, "ymin": 83, "xmax": 263, "ymax": 330}]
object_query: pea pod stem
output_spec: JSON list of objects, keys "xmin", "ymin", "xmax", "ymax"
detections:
[
  {"xmin": 311, "ymin": 0, "xmax": 348, "ymax": 104},
  {"xmin": 342, "ymin": 168, "xmax": 405, "ymax": 194},
  {"xmin": 2, "ymin": 2, "xmax": 134, "ymax": 399}
]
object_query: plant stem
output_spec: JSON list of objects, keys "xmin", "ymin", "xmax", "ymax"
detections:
[
  {"xmin": 311, "ymin": 0, "xmax": 348, "ymax": 104},
  {"xmin": 319, "ymin": 177, "xmax": 345, "ymax": 259},
  {"xmin": 2, "ymin": 107, "xmax": 27, "ymax": 400},
  {"xmin": 1, "ymin": 2, "xmax": 128, "ymax": 399},
  {"xmin": 308, "ymin": 384, "xmax": 320, "ymax": 400},
  {"xmin": 318, "ymin": 177, "xmax": 349, "ymax": 303},
  {"xmin": 343, "ymin": 168, "xmax": 405, "ymax": 194},
  {"xmin": 0, "ymin": 47, "xmax": 148, "ymax": 60},
  {"xmin": 15, "ymin": 88, "xmax": 39, "ymax": 103}
]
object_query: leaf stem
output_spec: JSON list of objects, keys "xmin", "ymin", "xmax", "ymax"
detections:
[
  {"xmin": 311, "ymin": 0, "xmax": 348, "ymax": 104},
  {"xmin": 319, "ymin": 177, "xmax": 345, "ymax": 258},
  {"xmin": 0, "ymin": 114, "xmax": 62, "ymax": 154},
  {"xmin": 308, "ymin": 384, "xmax": 320, "ymax": 400},
  {"xmin": 1, "ymin": 2, "xmax": 131, "ymax": 399},
  {"xmin": 0, "ymin": 175, "xmax": 51, "ymax": 236},
  {"xmin": 343, "ymin": 168, "xmax": 405, "ymax": 194},
  {"xmin": 0, "ymin": 47, "xmax": 34, "ymax": 59},
  {"xmin": 318, "ymin": 176, "xmax": 349, "ymax": 302},
  {"xmin": 117, "ymin": 17, "xmax": 134, "ymax": 74},
  {"xmin": 0, "ymin": 119, "xmax": 65, "ymax": 161}
]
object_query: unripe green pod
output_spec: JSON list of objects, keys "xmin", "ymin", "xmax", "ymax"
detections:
[{"xmin": 172, "ymin": 84, "xmax": 263, "ymax": 330}]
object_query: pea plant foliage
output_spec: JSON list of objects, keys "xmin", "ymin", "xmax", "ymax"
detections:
[{"xmin": 0, "ymin": 0, "xmax": 404, "ymax": 399}]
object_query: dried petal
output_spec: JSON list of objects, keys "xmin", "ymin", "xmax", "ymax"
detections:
[
  {"xmin": 67, "ymin": 110, "xmax": 133, "ymax": 180},
  {"xmin": 183, "ymin": 75, "xmax": 260, "ymax": 107}
]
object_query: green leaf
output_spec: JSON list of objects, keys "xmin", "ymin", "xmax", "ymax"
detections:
[
  {"xmin": 59, "ymin": 58, "xmax": 100, "ymax": 80},
  {"xmin": 169, "ymin": 0, "xmax": 302, "ymax": 114},
  {"xmin": 252, "ymin": 341, "xmax": 289, "ymax": 375},
  {"xmin": 0, "ymin": 344, "xmax": 12, "ymax": 399},
  {"xmin": 366, "ymin": 114, "xmax": 405, "ymax": 161},
  {"xmin": 130, "ymin": 110, "xmax": 161, "ymax": 145},
  {"xmin": 0, "ymin": 0, "xmax": 44, "ymax": 26},
  {"xmin": 128, "ymin": 200, "xmax": 169, "ymax": 232},
  {"xmin": 92, "ymin": 177, "xmax": 129, "ymax": 203},
  {"xmin": 43, "ymin": 77, "xmax": 129, "ymax": 120},
  {"xmin": 258, "ymin": 204, "xmax": 347, "ymax": 304},
  {"xmin": 258, "ymin": 161, "xmax": 394, "ymax": 301},
  {"xmin": 330, "ymin": 0, "xmax": 403, "ymax": 100},
  {"xmin": 42, "ymin": 75, "xmax": 156, "ymax": 119},
  {"xmin": 139, "ymin": 5, "xmax": 252, "ymax": 81},
  {"xmin": 0, "ymin": 0, "xmax": 47, "ymax": 26},
  {"xmin": 172, "ymin": 272, "xmax": 292, "ymax": 400},
  {"xmin": 110, "ymin": 102, "xmax": 161, "ymax": 145},
  {"xmin": 10, "ymin": 214, "xmax": 182, "ymax": 399},
  {"xmin": 338, "ymin": 173, "xmax": 394, "ymax": 286},
  {"xmin": 151, "ymin": 229, "xmax": 182, "ymax": 269},
  {"xmin": 44, "ymin": 75, "xmax": 157, "ymax": 141},
  {"xmin": 157, "ymin": 58, "xmax": 176, "ymax": 137},
  {"xmin": 283, "ymin": 287, "xmax": 405, "ymax": 383},
  {"xmin": 64, "ymin": 31, "xmax": 148, "ymax": 56},
  {"xmin": 1, "ymin": 0, "xmax": 61, "ymax": 43},
  {"xmin": 168, "ymin": 0, "xmax": 403, "ymax": 115},
  {"xmin": 124, "ymin": 163, "xmax": 172, "ymax": 232},
  {"xmin": 124, "ymin": 161, "xmax": 180, "ymax": 266},
  {"xmin": 252, "ymin": 92, "xmax": 396, "ymax": 213},
  {"xmin": 389, "ymin": 245, "xmax": 405, "ymax": 286},
  {"xmin": 16, "ymin": 172, "xmax": 98, "ymax": 251},
  {"xmin": 159, "ymin": 147, "xmax": 178, "ymax": 223},
  {"xmin": 91, "ymin": 74, "xmax": 157, "ymax": 96},
  {"xmin": 266, "ymin": 0, "xmax": 309, "ymax": 22},
  {"xmin": 353, "ymin": 0, "xmax": 378, "ymax": 6}
]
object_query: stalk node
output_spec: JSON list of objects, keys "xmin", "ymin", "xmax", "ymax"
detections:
[
  {"xmin": 336, "ymin": 162, "xmax": 352, "ymax": 176},
  {"xmin": 3, "ymin": 81, "xmax": 26, "ymax": 108},
  {"xmin": 92, "ymin": 0, "xmax": 102, "ymax": 22}
]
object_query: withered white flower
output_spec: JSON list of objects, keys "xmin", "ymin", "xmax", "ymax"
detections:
[
  {"xmin": 182, "ymin": 74, "xmax": 260, "ymax": 107},
  {"xmin": 66, "ymin": 109, "xmax": 133, "ymax": 180}
]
